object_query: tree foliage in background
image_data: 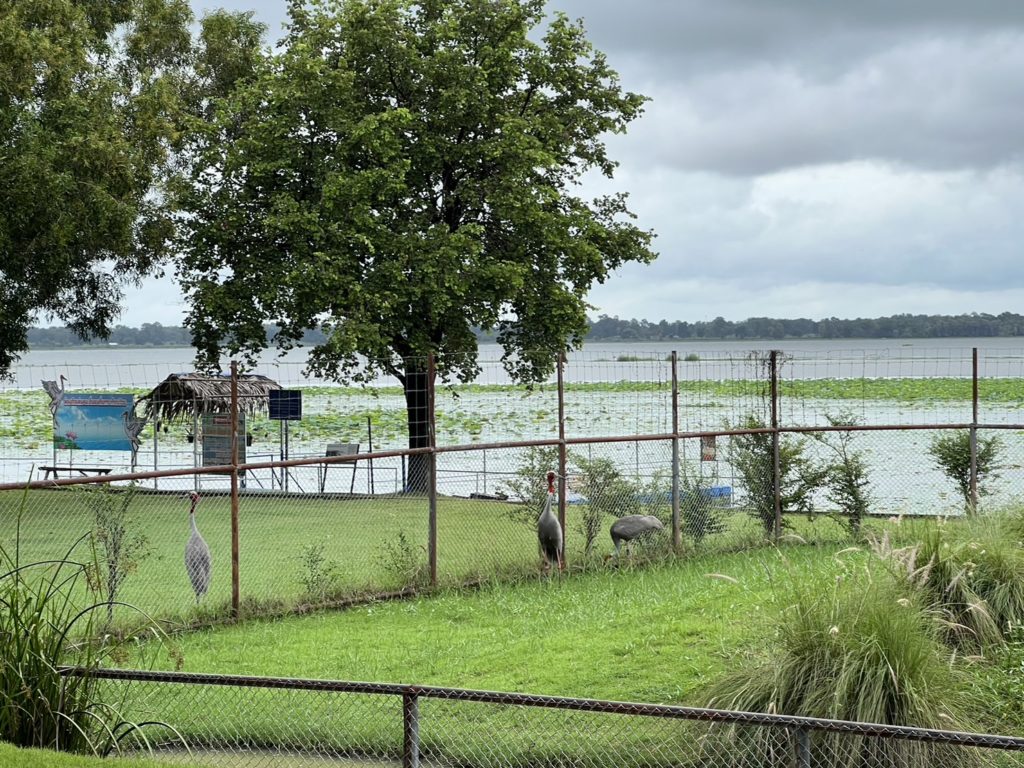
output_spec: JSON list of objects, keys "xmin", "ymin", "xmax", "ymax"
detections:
[
  {"xmin": 728, "ymin": 415, "xmax": 821, "ymax": 536},
  {"xmin": 0, "ymin": 0, "xmax": 191, "ymax": 376},
  {"xmin": 0, "ymin": 0, "xmax": 266, "ymax": 379},
  {"xmin": 176, "ymin": 0, "xmax": 656, "ymax": 491},
  {"xmin": 928, "ymin": 430, "xmax": 1001, "ymax": 514}
]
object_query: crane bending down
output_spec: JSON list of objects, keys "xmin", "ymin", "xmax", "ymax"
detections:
[
  {"xmin": 610, "ymin": 515, "xmax": 664, "ymax": 556},
  {"xmin": 537, "ymin": 471, "xmax": 564, "ymax": 573},
  {"xmin": 185, "ymin": 492, "xmax": 212, "ymax": 603}
]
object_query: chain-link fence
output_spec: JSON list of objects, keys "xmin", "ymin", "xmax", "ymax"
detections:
[
  {"xmin": 0, "ymin": 346, "xmax": 1022, "ymax": 630},
  {"xmin": 63, "ymin": 667, "xmax": 1024, "ymax": 768}
]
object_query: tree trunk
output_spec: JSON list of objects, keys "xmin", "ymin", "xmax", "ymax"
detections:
[{"xmin": 403, "ymin": 363, "xmax": 431, "ymax": 494}]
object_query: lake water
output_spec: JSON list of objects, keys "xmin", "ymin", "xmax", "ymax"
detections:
[
  {"xmin": 7, "ymin": 337, "xmax": 1024, "ymax": 389},
  {"xmin": 4, "ymin": 338, "xmax": 1022, "ymax": 514}
]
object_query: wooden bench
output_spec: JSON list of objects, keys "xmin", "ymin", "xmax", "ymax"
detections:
[{"xmin": 40, "ymin": 466, "xmax": 112, "ymax": 480}]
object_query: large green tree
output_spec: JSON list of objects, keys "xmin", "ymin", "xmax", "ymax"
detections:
[
  {"xmin": 0, "ymin": 0, "xmax": 264, "ymax": 377},
  {"xmin": 177, "ymin": 0, "xmax": 656, "ymax": 491}
]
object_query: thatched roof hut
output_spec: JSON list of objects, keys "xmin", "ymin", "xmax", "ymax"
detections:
[{"xmin": 139, "ymin": 372, "xmax": 282, "ymax": 424}]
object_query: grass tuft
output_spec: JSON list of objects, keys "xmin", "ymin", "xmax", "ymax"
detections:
[{"xmin": 704, "ymin": 557, "xmax": 974, "ymax": 767}]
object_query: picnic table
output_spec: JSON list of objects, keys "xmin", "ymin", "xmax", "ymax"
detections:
[{"xmin": 40, "ymin": 466, "xmax": 112, "ymax": 480}]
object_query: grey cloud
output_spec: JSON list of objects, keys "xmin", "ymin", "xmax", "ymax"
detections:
[
  {"xmin": 607, "ymin": 33, "xmax": 1024, "ymax": 175},
  {"xmin": 551, "ymin": 0, "xmax": 1024, "ymax": 73}
]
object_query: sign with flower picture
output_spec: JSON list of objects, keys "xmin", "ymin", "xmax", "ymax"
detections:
[{"xmin": 53, "ymin": 394, "xmax": 135, "ymax": 451}]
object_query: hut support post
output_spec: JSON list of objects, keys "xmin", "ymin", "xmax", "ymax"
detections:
[{"xmin": 230, "ymin": 361, "xmax": 241, "ymax": 619}]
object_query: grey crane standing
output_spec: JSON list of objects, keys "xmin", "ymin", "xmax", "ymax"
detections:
[
  {"xmin": 537, "ymin": 471, "xmax": 563, "ymax": 573},
  {"xmin": 610, "ymin": 515, "xmax": 664, "ymax": 557},
  {"xmin": 185, "ymin": 492, "xmax": 212, "ymax": 603}
]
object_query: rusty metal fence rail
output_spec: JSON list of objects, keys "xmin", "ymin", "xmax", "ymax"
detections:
[{"xmin": 63, "ymin": 667, "xmax": 1024, "ymax": 768}]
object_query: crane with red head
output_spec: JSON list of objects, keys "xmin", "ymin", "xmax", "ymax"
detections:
[{"xmin": 537, "ymin": 471, "xmax": 563, "ymax": 573}]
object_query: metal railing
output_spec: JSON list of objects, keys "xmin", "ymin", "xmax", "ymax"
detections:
[{"xmin": 63, "ymin": 667, "xmax": 1024, "ymax": 768}]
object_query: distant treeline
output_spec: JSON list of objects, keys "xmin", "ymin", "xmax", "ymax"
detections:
[
  {"xmin": 584, "ymin": 312, "xmax": 1024, "ymax": 341},
  {"xmin": 26, "ymin": 312, "xmax": 1024, "ymax": 349}
]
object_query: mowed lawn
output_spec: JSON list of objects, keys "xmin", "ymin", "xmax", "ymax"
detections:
[
  {"xmin": 0, "ymin": 488, "xmax": 541, "ymax": 622},
  {"xmin": 100, "ymin": 543, "xmax": 862, "ymax": 766},
  {"xmin": 0, "ymin": 486, "xmax": 795, "ymax": 628},
  {"xmin": 146, "ymin": 545, "xmax": 826, "ymax": 700}
]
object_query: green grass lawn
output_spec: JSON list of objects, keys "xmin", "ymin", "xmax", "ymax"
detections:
[
  {"xmin": 99, "ymin": 543, "xmax": 865, "ymax": 767},
  {"xmin": 0, "ymin": 486, "xmax": 817, "ymax": 631}
]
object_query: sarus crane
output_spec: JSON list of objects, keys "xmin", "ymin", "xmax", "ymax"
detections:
[
  {"xmin": 537, "ymin": 471, "xmax": 563, "ymax": 573},
  {"xmin": 184, "ymin": 492, "xmax": 212, "ymax": 602},
  {"xmin": 610, "ymin": 515, "xmax": 664, "ymax": 556}
]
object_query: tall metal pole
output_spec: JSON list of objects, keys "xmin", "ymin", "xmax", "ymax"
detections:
[
  {"xmin": 557, "ymin": 351, "xmax": 568, "ymax": 566},
  {"xmin": 770, "ymin": 351, "xmax": 782, "ymax": 542},
  {"xmin": 969, "ymin": 347, "xmax": 979, "ymax": 515},
  {"xmin": 230, "ymin": 360, "xmax": 241, "ymax": 619},
  {"xmin": 427, "ymin": 354, "xmax": 437, "ymax": 586},
  {"xmin": 671, "ymin": 351, "xmax": 681, "ymax": 551}
]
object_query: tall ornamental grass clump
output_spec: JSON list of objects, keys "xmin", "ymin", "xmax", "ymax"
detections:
[
  {"xmin": 705, "ymin": 563, "xmax": 972, "ymax": 768},
  {"xmin": 0, "ymin": 492, "xmax": 177, "ymax": 755},
  {"xmin": 876, "ymin": 517, "xmax": 1024, "ymax": 651}
]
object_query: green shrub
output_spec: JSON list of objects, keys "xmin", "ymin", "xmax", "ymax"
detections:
[
  {"xmin": 297, "ymin": 540, "xmax": 339, "ymax": 603},
  {"xmin": 497, "ymin": 446, "xmax": 562, "ymax": 529},
  {"xmin": 573, "ymin": 455, "xmax": 641, "ymax": 556},
  {"xmin": 374, "ymin": 530, "xmax": 428, "ymax": 588},
  {"xmin": 928, "ymin": 430, "xmax": 1001, "ymax": 514},
  {"xmin": 679, "ymin": 465, "xmax": 727, "ymax": 547},
  {"xmin": 79, "ymin": 483, "xmax": 150, "ymax": 623},
  {"xmin": 728, "ymin": 415, "xmax": 821, "ymax": 537},
  {"xmin": 705, "ymin": 562, "xmax": 973, "ymax": 767},
  {"xmin": 811, "ymin": 413, "xmax": 872, "ymax": 538}
]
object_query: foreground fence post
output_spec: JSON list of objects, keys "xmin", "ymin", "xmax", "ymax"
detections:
[
  {"xmin": 794, "ymin": 727, "xmax": 811, "ymax": 768},
  {"xmin": 970, "ymin": 347, "xmax": 979, "ymax": 514},
  {"xmin": 428, "ymin": 354, "xmax": 438, "ymax": 587},
  {"xmin": 230, "ymin": 360, "xmax": 241, "ymax": 619},
  {"xmin": 770, "ymin": 351, "xmax": 781, "ymax": 542},
  {"xmin": 671, "ymin": 351, "xmax": 681, "ymax": 551},
  {"xmin": 403, "ymin": 689, "xmax": 420, "ymax": 768}
]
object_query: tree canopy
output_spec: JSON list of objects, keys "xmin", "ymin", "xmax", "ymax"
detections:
[
  {"xmin": 177, "ymin": 0, "xmax": 656, "ymax": 486},
  {"xmin": 178, "ymin": 0, "xmax": 656, "ymax": 381},
  {"xmin": 0, "ymin": 0, "xmax": 265, "ymax": 377},
  {"xmin": 0, "ymin": 0, "xmax": 188, "ymax": 375}
]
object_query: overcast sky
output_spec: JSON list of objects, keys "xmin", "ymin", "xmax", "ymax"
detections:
[{"xmin": 118, "ymin": 0, "xmax": 1024, "ymax": 326}]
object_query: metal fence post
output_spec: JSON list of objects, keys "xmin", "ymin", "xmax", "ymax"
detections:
[
  {"xmin": 402, "ymin": 689, "xmax": 420, "ymax": 768},
  {"xmin": 557, "ymin": 351, "xmax": 567, "ymax": 567},
  {"xmin": 794, "ymin": 727, "xmax": 811, "ymax": 768},
  {"xmin": 427, "ymin": 354, "xmax": 438, "ymax": 586},
  {"xmin": 970, "ymin": 347, "xmax": 979, "ymax": 515},
  {"xmin": 770, "ymin": 350, "xmax": 782, "ymax": 542},
  {"xmin": 230, "ymin": 360, "xmax": 241, "ymax": 619},
  {"xmin": 671, "ymin": 351, "xmax": 681, "ymax": 551}
]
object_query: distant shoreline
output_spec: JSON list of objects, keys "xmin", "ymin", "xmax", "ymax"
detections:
[{"xmin": 24, "ymin": 335, "xmax": 1024, "ymax": 353}]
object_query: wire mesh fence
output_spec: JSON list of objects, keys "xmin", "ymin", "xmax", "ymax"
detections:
[
  {"xmin": 1, "ymin": 346, "xmax": 1023, "ymax": 630},
  {"xmin": 63, "ymin": 668, "xmax": 1024, "ymax": 768}
]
